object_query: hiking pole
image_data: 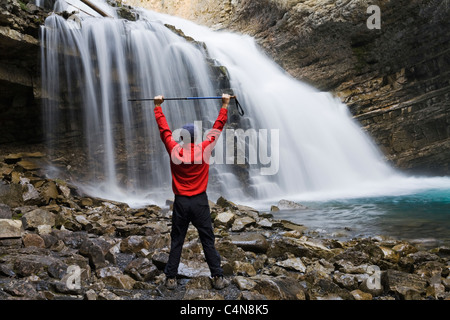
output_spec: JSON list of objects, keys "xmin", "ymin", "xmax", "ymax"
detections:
[{"xmin": 128, "ymin": 96, "xmax": 245, "ymax": 116}]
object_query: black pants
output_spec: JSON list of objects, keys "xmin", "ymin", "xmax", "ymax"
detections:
[{"xmin": 164, "ymin": 192, "xmax": 223, "ymax": 278}]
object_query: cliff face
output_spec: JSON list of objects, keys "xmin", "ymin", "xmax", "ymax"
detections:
[
  {"xmin": 131, "ymin": 0, "xmax": 450, "ymax": 175},
  {"xmin": 0, "ymin": 0, "xmax": 47, "ymax": 144}
]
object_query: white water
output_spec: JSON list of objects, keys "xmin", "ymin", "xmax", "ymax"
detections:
[{"xmin": 41, "ymin": 1, "xmax": 450, "ymax": 208}]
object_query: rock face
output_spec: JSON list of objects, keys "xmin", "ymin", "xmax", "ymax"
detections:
[
  {"xmin": 130, "ymin": 0, "xmax": 450, "ymax": 175},
  {"xmin": 0, "ymin": 0, "xmax": 48, "ymax": 144}
]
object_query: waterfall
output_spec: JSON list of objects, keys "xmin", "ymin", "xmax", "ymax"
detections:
[{"xmin": 41, "ymin": 1, "xmax": 450, "ymax": 207}]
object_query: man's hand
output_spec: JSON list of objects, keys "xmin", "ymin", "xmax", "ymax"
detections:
[
  {"xmin": 154, "ymin": 95, "xmax": 164, "ymax": 108},
  {"xmin": 222, "ymin": 93, "xmax": 231, "ymax": 109}
]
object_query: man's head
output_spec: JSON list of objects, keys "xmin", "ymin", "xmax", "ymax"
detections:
[{"xmin": 181, "ymin": 123, "xmax": 198, "ymax": 144}]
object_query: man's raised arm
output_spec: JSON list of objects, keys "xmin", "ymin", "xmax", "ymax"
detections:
[{"xmin": 153, "ymin": 95, "xmax": 178, "ymax": 153}]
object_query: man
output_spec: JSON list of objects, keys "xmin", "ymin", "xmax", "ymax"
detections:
[{"xmin": 153, "ymin": 93, "xmax": 231, "ymax": 290}]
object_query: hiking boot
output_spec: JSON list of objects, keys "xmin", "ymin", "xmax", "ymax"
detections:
[
  {"xmin": 165, "ymin": 277, "xmax": 177, "ymax": 290},
  {"xmin": 212, "ymin": 276, "xmax": 229, "ymax": 290}
]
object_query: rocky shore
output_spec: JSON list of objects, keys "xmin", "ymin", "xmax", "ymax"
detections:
[{"xmin": 1, "ymin": 152, "xmax": 449, "ymax": 301}]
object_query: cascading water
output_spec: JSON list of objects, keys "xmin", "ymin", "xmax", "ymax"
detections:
[{"xmin": 40, "ymin": 0, "xmax": 450, "ymax": 212}]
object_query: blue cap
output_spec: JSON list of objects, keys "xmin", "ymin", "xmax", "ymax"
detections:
[{"xmin": 182, "ymin": 123, "xmax": 196, "ymax": 143}]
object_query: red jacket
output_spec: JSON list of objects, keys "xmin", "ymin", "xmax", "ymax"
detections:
[{"xmin": 154, "ymin": 106, "xmax": 228, "ymax": 196}]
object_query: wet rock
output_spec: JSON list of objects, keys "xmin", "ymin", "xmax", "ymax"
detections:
[
  {"xmin": 253, "ymin": 275, "xmax": 306, "ymax": 300},
  {"xmin": 124, "ymin": 257, "xmax": 159, "ymax": 281},
  {"xmin": 51, "ymin": 229, "xmax": 88, "ymax": 249},
  {"xmin": 276, "ymin": 257, "xmax": 306, "ymax": 273},
  {"xmin": 232, "ymin": 261, "xmax": 257, "ymax": 277},
  {"xmin": 214, "ymin": 211, "xmax": 235, "ymax": 228},
  {"xmin": 178, "ymin": 260, "xmax": 211, "ymax": 278},
  {"xmin": 55, "ymin": 207, "xmax": 82, "ymax": 231},
  {"xmin": 216, "ymin": 196, "xmax": 237, "ymax": 209},
  {"xmin": 332, "ymin": 272, "xmax": 358, "ymax": 291},
  {"xmin": 379, "ymin": 246, "xmax": 400, "ymax": 263},
  {"xmin": 13, "ymin": 252, "xmax": 67, "ymax": 278},
  {"xmin": 407, "ymin": 251, "xmax": 440, "ymax": 264},
  {"xmin": 277, "ymin": 199, "xmax": 307, "ymax": 210},
  {"xmin": 230, "ymin": 233, "xmax": 268, "ymax": 254},
  {"xmin": 280, "ymin": 220, "xmax": 307, "ymax": 233},
  {"xmin": 182, "ymin": 288, "xmax": 224, "ymax": 300},
  {"xmin": 311, "ymin": 278, "xmax": 355, "ymax": 300},
  {"xmin": 238, "ymin": 291, "xmax": 268, "ymax": 300},
  {"xmin": 215, "ymin": 240, "xmax": 246, "ymax": 262},
  {"xmin": 152, "ymin": 251, "xmax": 169, "ymax": 270},
  {"xmin": 3, "ymin": 279, "xmax": 43, "ymax": 299},
  {"xmin": 270, "ymin": 205, "xmax": 279, "ymax": 212},
  {"xmin": 79, "ymin": 238, "xmax": 113, "ymax": 270},
  {"xmin": 267, "ymin": 237, "xmax": 332, "ymax": 260},
  {"xmin": 186, "ymin": 276, "xmax": 213, "ymax": 290},
  {"xmin": 257, "ymin": 218, "xmax": 273, "ymax": 229},
  {"xmin": 120, "ymin": 235, "xmax": 150, "ymax": 254},
  {"xmin": 231, "ymin": 216, "xmax": 256, "ymax": 232},
  {"xmin": 350, "ymin": 289, "xmax": 373, "ymax": 300},
  {"xmin": 383, "ymin": 269, "xmax": 427, "ymax": 299},
  {"xmin": 392, "ymin": 242, "xmax": 418, "ymax": 256},
  {"xmin": 100, "ymin": 269, "xmax": 136, "ymax": 290},
  {"xmin": 233, "ymin": 276, "xmax": 257, "ymax": 291}
]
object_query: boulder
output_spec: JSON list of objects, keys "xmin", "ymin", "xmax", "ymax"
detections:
[
  {"xmin": 22, "ymin": 181, "xmax": 42, "ymax": 205},
  {"xmin": 0, "ymin": 203, "xmax": 12, "ymax": 218},
  {"xmin": 350, "ymin": 289, "xmax": 373, "ymax": 300},
  {"xmin": 182, "ymin": 288, "xmax": 224, "ymax": 300},
  {"xmin": 216, "ymin": 196, "xmax": 237, "ymax": 209},
  {"xmin": 21, "ymin": 208, "xmax": 55, "ymax": 230},
  {"xmin": 124, "ymin": 258, "xmax": 159, "ymax": 281},
  {"xmin": 0, "ymin": 183, "xmax": 23, "ymax": 207},
  {"xmin": 230, "ymin": 233, "xmax": 269, "ymax": 253},
  {"xmin": 276, "ymin": 257, "xmax": 306, "ymax": 273},
  {"xmin": 253, "ymin": 275, "xmax": 306, "ymax": 300},
  {"xmin": 185, "ymin": 276, "xmax": 213, "ymax": 290},
  {"xmin": 233, "ymin": 276, "xmax": 257, "ymax": 291},
  {"xmin": 13, "ymin": 253, "xmax": 67, "ymax": 278},
  {"xmin": 22, "ymin": 233, "xmax": 45, "ymax": 248},
  {"xmin": 277, "ymin": 199, "xmax": 307, "ymax": 210},
  {"xmin": 120, "ymin": 235, "xmax": 150, "ymax": 254},
  {"xmin": 151, "ymin": 251, "xmax": 169, "ymax": 270},
  {"xmin": 98, "ymin": 266, "xmax": 136, "ymax": 290},
  {"xmin": 382, "ymin": 269, "xmax": 428, "ymax": 299},
  {"xmin": 232, "ymin": 261, "xmax": 256, "ymax": 277},
  {"xmin": 0, "ymin": 219, "xmax": 22, "ymax": 238},
  {"xmin": 178, "ymin": 260, "xmax": 211, "ymax": 278},
  {"xmin": 79, "ymin": 238, "xmax": 114, "ymax": 269},
  {"xmin": 231, "ymin": 216, "xmax": 256, "ymax": 232},
  {"xmin": 267, "ymin": 237, "xmax": 332, "ymax": 259},
  {"xmin": 214, "ymin": 211, "xmax": 235, "ymax": 228}
]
